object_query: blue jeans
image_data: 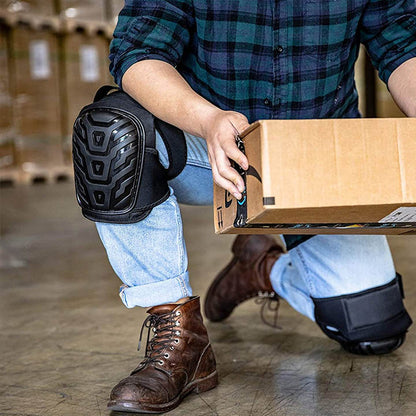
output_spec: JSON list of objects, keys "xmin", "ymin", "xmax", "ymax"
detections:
[{"xmin": 96, "ymin": 133, "xmax": 397, "ymax": 321}]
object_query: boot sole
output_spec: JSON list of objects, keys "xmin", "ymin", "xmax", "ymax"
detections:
[{"xmin": 107, "ymin": 370, "xmax": 218, "ymax": 414}]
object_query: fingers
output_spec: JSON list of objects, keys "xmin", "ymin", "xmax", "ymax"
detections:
[
  {"xmin": 215, "ymin": 150, "xmax": 245, "ymax": 191},
  {"xmin": 222, "ymin": 140, "xmax": 249, "ymax": 170},
  {"xmin": 209, "ymin": 143, "xmax": 246, "ymax": 199},
  {"xmin": 209, "ymin": 151, "xmax": 244, "ymax": 199},
  {"xmin": 204, "ymin": 110, "xmax": 251, "ymax": 199}
]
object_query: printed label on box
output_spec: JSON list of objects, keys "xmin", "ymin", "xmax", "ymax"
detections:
[
  {"xmin": 379, "ymin": 207, "xmax": 416, "ymax": 223},
  {"xmin": 79, "ymin": 45, "xmax": 99, "ymax": 82},
  {"xmin": 29, "ymin": 40, "xmax": 51, "ymax": 80}
]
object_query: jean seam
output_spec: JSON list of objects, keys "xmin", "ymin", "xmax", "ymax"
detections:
[
  {"xmin": 294, "ymin": 246, "xmax": 315, "ymax": 295},
  {"xmin": 176, "ymin": 276, "xmax": 184, "ymax": 297},
  {"xmin": 177, "ymin": 274, "xmax": 188, "ymax": 297}
]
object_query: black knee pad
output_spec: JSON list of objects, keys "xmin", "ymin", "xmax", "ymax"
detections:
[
  {"xmin": 72, "ymin": 86, "xmax": 187, "ymax": 223},
  {"xmin": 312, "ymin": 274, "xmax": 412, "ymax": 349}
]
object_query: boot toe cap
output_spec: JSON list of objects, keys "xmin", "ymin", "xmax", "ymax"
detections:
[{"xmin": 109, "ymin": 377, "xmax": 169, "ymax": 405}]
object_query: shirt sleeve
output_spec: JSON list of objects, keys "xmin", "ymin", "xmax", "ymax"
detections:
[
  {"xmin": 109, "ymin": 0, "xmax": 194, "ymax": 87},
  {"xmin": 360, "ymin": 0, "xmax": 416, "ymax": 84}
]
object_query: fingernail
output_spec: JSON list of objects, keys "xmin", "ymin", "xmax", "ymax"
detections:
[{"xmin": 233, "ymin": 193, "xmax": 241, "ymax": 199}]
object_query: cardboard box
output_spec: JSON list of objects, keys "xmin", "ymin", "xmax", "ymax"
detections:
[
  {"xmin": 0, "ymin": 23, "xmax": 13, "ymax": 134},
  {"xmin": 58, "ymin": 0, "xmax": 106, "ymax": 23},
  {"xmin": 214, "ymin": 118, "xmax": 416, "ymax": 235},
  {"xmin": 0, "ymin": 0, "xmax": 55, "ymax": 16},
  {"xmin": 60, "ymin": 28, "xmax": 111, "ymax": 163},
  {"xmin": 9, "ymin": 23, "xmax": 65, "ymax": 171}
]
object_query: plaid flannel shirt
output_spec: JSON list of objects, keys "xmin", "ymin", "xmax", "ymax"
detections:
[{"xmin": 110, "ymin": 0, "xmax": 416, "ymax": 123}]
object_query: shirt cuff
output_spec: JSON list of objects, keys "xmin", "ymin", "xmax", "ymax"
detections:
[{"xmin": 379, "ymin": 49, "xmax": 416, "ymax": 85}]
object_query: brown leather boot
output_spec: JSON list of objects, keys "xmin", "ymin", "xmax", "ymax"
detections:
[
  {"xmin": 204, "ymin": 235, "xmax": 284, "ymax": 322},
  {"xmin": 107, "ymin": 296, "xmax": 218, "ymax": 413}
]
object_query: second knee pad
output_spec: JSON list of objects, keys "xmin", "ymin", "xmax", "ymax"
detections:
[{"xmin": 312, "ymin": 274, "xmax": 412, "ymax": 346}]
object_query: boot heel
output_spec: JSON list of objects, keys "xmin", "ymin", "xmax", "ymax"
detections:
[{"xmin": 194, "ymin": 371, "xmax": 218, "ymax": 394}]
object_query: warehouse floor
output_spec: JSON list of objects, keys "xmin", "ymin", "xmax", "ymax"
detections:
[{"xmin": 1, "ymin": 183, "xmax": 416, "ymax": 416}]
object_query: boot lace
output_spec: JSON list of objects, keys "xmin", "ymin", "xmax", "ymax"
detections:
[
  {"xmin": 136, "ymin": 311, "xmax": 180, "ymax": 366},
  {"xmin": 254, "ymin": 291, "xmax": 281, "ymax": 329}
]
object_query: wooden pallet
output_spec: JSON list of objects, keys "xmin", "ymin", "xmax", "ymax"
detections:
[
  {"xmin": 0, "ymin": 167, "xmax": 20, "ymax": 187},
  {"xmin": 0, "ymin": 164, "xmax": 73, "ymax": 186},
  {"xmin": 19, "ymin": 164, "xmax": 73, "ymax": 185}
]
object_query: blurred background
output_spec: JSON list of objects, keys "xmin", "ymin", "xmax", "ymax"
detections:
[
  {"xmin": 0, "ymin": 0, "xmax": 407, "ymax": 188},
  {"xmin": 0, "ymin": 0, "xmax": 123, "ymax": 186},
  {"xmin": 1, "ymin": 2, "xmax": 415, "ymax": 416}
]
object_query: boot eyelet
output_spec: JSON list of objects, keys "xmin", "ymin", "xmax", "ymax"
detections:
[
  {"xmin": 158, "ymin": 360, "xmax": 164, "ymax": 365},
  {"xmin": 174, "ymin": 339, "xmax": 179, "ymax": 344},
  {"xmin": 169, "ymin": 346, "xmax": 175, "ymax": 350},
  {"xmin": 175, "ymin": 331, "xmax": 180, "ymax": 336},
  {"xmin": 164, "ymin": 353, "xmax": 169, "ymax": 359},
  {"xmin": 175, "ymin": 311, "xmax": 181, "ymax": 316},
  {"xmin": 176, "ymin": 321, "xmax": 180, "ymax": 326}
]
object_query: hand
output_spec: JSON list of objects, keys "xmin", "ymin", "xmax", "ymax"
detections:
[{"xmin": 201, "ymin": 110, "xmax": 250, "ymax": 199}]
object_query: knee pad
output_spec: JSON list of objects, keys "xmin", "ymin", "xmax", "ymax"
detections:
[
  {"xmin": 312, "ymin": 274, "xmax": 412, "ymax": 347},
  {"xmin": 72, "ymin": 86, "xmax": 187, "ymax": 223}
]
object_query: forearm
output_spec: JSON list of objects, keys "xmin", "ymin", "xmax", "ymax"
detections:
[
  {"xmin": 122, "ymin": 58, "xmax": 249, "ymax": 199},
  {"xmin": 122, "ymin": 59, "xmax": 220, "ymax": 138},
  {"xmin": 387, "ymin": 57, "xmax": 416, "ymax": 117}
]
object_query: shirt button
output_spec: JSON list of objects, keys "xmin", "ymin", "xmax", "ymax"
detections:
[
  {"xmin": 264, "ymin": 98, "xmax": 271, "ymax": 106},
  {"xmin": 274, "ymin": 45, "xmax": 284, "ymax": 56}
]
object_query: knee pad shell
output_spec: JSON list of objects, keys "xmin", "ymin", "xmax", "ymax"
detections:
[
  {"xmin": 72, "ymin": 86, "xmax": 187, "ymax": 223},
  {"xmin": 312, "ymin": 274, "xmax": 412, "ymax": 345}
]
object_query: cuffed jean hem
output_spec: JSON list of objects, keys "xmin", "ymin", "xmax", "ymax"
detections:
[{"xmin": 118, "ymin": 271, "xmax": 193, "ymax": 308}]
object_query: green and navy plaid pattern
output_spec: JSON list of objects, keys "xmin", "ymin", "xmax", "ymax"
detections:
[{"xmin": 110, "ymin": 0, "xmax": 416, "ymax": 123}]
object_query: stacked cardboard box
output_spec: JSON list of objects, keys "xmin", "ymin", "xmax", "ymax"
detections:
[
  {"xmin": 0, "ymin": 0, "xmax": 55, "ymax": 16},
  {"xmin": 0, "ymin": 23, "xmax": 13, "ymax": 138},
  {"xmin": 58, "ymin": 0, "xmax": 106, "ymax": 24},
  {"xmin": 0, "ymin": 22, "xmax": 17, "ymax": 182},
  {"xmin": 9, "ymin": 21, "xmax": 66, "ymax": 182},
  {"xmin": 60, "ymin": 26, "xmax": 111, "ymax": 163}
]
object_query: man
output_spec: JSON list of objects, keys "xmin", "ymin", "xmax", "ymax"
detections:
[{"xmin": 83, "ymin": 0, "xmax": 416, "ymax": 413}]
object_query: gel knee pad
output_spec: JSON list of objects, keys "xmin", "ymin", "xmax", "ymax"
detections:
[{"xmin": 72, "ymin": 86, "xmax": 186, "ymax": 223}]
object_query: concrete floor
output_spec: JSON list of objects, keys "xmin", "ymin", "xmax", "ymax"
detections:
[{"xmin": 1, "ymin": 182, "xmax": 416, "ymax": 416}]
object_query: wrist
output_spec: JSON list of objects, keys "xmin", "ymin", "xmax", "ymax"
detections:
[{"xmin": 197, "ymin": 106, "xmax": 224, "ymax": 139}]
